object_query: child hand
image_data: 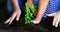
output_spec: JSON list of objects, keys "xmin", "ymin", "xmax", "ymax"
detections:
[
  {"xmin": 5, "ymin": 9, "xmax": 21, "ymax": 25},
  {"xmin": 46, "ymin": 10, "xmax": 60, "ymax": 27},
  {"xmin": 31, "ymin": 16, "xmax": 42, "ymax": 24},
  {"xmin": 31, "ymin": 19, "xmax": 40, "ymax": 24}
]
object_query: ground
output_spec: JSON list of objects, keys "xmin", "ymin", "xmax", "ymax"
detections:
[{"xmin": 0, "ymin": 0, "xmax": 60, "ymax": 32}]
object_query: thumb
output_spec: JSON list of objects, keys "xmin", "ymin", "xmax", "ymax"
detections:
[{"xmin": 46, "ymin": 13, "xmax": 56, "ymax": 17}]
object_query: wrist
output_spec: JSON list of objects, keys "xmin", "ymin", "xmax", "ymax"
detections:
[
  {"xmin": 35, "ymin": 14, "xmax": 43, "ymax": 21},
  {"xmin": 35, "ymin": 17, "xmax": 42, "ymax": 21},
  {"xmin": 14, "ymin": 9, "xmax": 21, "ymax": 13},
  {"xmin": 14, "ymin": 7, "xmax": 20, "ymax": 10}
]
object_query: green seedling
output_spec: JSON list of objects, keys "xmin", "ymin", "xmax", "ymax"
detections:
[{"xmin": 25, "ymin": 3, "xmax": 36, "ymax": 24}]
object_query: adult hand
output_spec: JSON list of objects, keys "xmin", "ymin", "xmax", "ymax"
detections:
[
  {"xmin": 46, "ymin": 10, "xmax": 60, "ymax": 27},
  {"xmin": 4, "ymin": 9, "xmax": 21, "ymax": 25}
]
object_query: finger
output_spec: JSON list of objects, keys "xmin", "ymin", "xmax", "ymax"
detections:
[
  {"xmin": 16, "ymin": 13, "xmax": 21, "ymax": 21},
  {"xmin": 46, "ymin": 13, "xmax": 56, "ymax": 17},
  {"xmin": 31, "ymin": 20, "xmax": 40, "ymax": 24},
  {"xmin": 8, "ymin": 13, "xmax": 17, "ymax": 24},
  {"xmin": 8, "ymin": 17, "xmax": 15, "ymax": 25},
  {"xmin": 55, "ymin": 18, "xmax": 60, "ymax": 27},
  {"xmin": 52, "ymin": 17, "xmax": 57, "ymax": 26},
  {"xmin": 4, "ymin": 17, "xmax": 11, "ymax": 24}
]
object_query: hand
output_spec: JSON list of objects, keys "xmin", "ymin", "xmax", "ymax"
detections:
[
  {"xmin": 31, "ymin": 19, "xmax": 40, "ymax": 24},
  {"xmin": 4, "ymin": 9, "xmax": 21, "ymax": 25},
  {"xmin": 46, "ymin": 10, "xmax": 60, "ymax": 27},
  {"xmin": 31, "ymin": 16, "xmax": 42, "ymax": 24}
]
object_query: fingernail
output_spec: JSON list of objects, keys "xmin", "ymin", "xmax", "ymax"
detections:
[
  {"xmin": 55, "ymin": 25, "xmax": 58, "ymax": 27},
  {"xmin": 16, "ymin": 18, "xmax": 19, "ymax": 21}
]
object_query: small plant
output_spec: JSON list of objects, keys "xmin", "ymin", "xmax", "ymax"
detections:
[{"xmin": 25, "ymin": 3, "xmax": 36, "ymax": 24}]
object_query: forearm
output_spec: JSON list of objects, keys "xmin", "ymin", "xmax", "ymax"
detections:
[
  {"xmin": 11, "ymin": 0, "xmax": 20, "ymax": 10},
  {"xmin": 27, "ymin": 0, "xmax": 33, "ymax": 9},
  {"xmin": 27, "ymin": 0, "xmax": 33, "ymax": 4},
  {"xmin": 36, "ymin": 0, "xmax": 49, "ymax": 20}
]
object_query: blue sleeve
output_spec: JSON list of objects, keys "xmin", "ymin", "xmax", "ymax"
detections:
[
  {"xmin": 33, "ymin": 0, "xmax": 38, "ymax": 6},
  {"xmin": 6, "ymin": 0, "xmax": 13, "ymax": 14},
  {"xmin": 45, "ymin": 0, "xmax": 60, "ymax": 14},
  {"xmin": 44, "ymin": 0, "xmax": 60, "ymax": 18},
  {"xmin": 6, "ymin": 0, "xmax": 23, "ymax": 14},
  {"xmin": 18, "ymin": 0, "xmax": 23, "ymax": 8}
]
